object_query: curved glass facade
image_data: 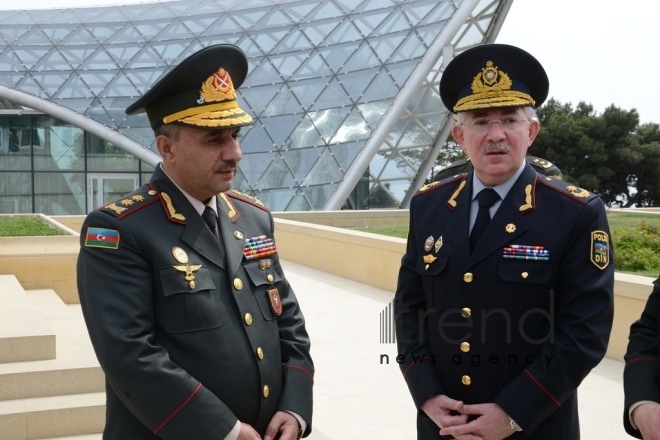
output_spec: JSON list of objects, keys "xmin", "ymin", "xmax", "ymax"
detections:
[{"xmin": 0, "ymin": 0, "xmax": 511, "ymax": 214}]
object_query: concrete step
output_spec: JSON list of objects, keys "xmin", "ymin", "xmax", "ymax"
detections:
[
  {"xmin": 0, "ymin": 276, "xmax": 55, "ymax": 363},
  {"xmin": 0, "ymin": 392, "xmax": 105, "ymax": 440},
  {"xmin": 34, "ymin": 435, "xmax": 101, "ymax": 440},
  {"xmin": 0, "ymin": 290, "xmax": 103, "ymax": 401}
]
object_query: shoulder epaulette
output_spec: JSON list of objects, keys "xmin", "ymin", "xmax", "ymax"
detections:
[
  {"xmin": 537, "ymin": 175, "xmax": 596, "ymax": 204},
  {"xmin": 227, "ymin": 190, "xmax": 269, "ymax": 212},
  {"xmin": 415, "ymin": 173, "xmax": 467, "ymax": 198},
  {"xmin": 432, "ymin": 158, "xmax": 471, "ymax": 182},
  {"xmin": 98, "ymin": 187, "xmax": 159, "ymax": 219},
  {"xmin": 528, "ymin": 155, "xmax": 554, "ymax": 170}
]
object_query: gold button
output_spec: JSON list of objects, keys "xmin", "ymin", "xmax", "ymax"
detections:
[
  {"xmin": 189, "ymin": 280, "xmax": 196, "ymax": 289},
  {"xmin": 463, "ymin": 272, "xmax": 473, "ymax": 283},
  {"xmin": 461, "ymin": 307, "xmax": 472, "ymax": 318},
  {"xmin": 460, "ymin": 342, "xmax": 470, "ymax": 353},
  {"xmin": 267, "ymin": 274, "xmax": 274, "ymax": 283},
  {"xmin": 522, "ymin": 272, "xmax": 529, "ymax": 279},
  {"xmin": 462, "ymin": 375, "xmax": 471, "ymax": 386},
  {"xmin": 244, "ymin": 313, "xmax": 253, "ymax": 326},
  {"xmin": 256, "ymin": 347, "xmax": 264, "ymax": 360},
  {"xmin": 263, "ymin": 385, "xmax": 269, "ymax": 398},
  {"xmin": 233, "ymin": 278, "xmax": 243, "ymax": 290},
  {"xmin": 425, "ymin": 264, "xmax": 429, "ymax": 270},
  {"xmin": 234, "ymin": 231, "xmax": 244, "ymax": 240},
  {"xmin": 148, "ymin": 190, "xmax": 157, "ymax": 195}
]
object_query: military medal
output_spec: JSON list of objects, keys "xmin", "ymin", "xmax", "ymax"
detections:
[
  {"xmin": 173, "ymin": 264, "xmax": 202, "ymax": 289},
  {"xmin": 503, "ymin": 245, "xmax": 549, "ymax": 261},
  {"xmin": 243, "ymin": 236, "xmax": 277, "ymax": 260},
  {"xmin": 505, "ymin": 223, "xmax": 516, "ymax": 233},
  {"xmin": 171, "ymin": 246, "xmax": 189, "ymax": 264},
  {"xmin": 268, "ymin": 288, "xmax": 282, "ymax": 315},
  {"xmin": 423, "ymin": 254, "xmax": 437, "ymax": 270},
  {"xmin": 424, "ymin": 236, "xmax": 434, "ymax": 252},
  {"xmin": 435, "ymin": 236, "xmax": 443, "ymax": 253}
]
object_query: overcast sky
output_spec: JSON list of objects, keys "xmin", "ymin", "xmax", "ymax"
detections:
[{"xmin": 5, "ymin": 0, "xmax": 659, "ymax": 124}]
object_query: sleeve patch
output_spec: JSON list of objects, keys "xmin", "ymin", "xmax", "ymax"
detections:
[
  {"xmin": 84, "ymin": 227, "xmax": 120, "ymax": 250},
  {"xmin": 590, "ymin": 230, "xmax": 610, "ymax": 270}
]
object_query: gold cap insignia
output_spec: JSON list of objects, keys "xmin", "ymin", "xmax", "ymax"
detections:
[
  {"xmin": 423, "ymin": 254, "xmax": 437, "ymax": 264},
  {"xmin": 454, "ymin": 61, "xmax": 535, "ymax": 112}
]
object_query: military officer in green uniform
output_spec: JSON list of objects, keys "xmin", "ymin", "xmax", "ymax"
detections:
[
  {"xmin": 394, "ymin": 44, "xmax": 614, "ymax": 439},
  {"xmin": 77, "ymin": 45, "xmax": 313, "ymax": 440}
]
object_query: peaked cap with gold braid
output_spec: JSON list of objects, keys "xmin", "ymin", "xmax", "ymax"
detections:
[
  {"xmin": 126, "ymin": 44, "xmax": 253, "ymax": 130},
  {"xmin": 440, "ymin": 44, "xmax": 549, "ymax": 113}
]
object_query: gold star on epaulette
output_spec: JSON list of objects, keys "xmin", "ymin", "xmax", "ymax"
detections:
[
  {"xmin": 231, "ymin": 190, "xmax": 264, "ymax": 207},
  {"xmin": 132, "ymin": 195, "xmax": 145, "ymax": 202},
  {"xmin": 120, "ymin": 199, "xmax": 134, "ymax": 206},
  {"xmin": 566, "ymin": 185, "xmax": 590, "ymax": 198},
  {"xmin": 419, "ymin": 181, "xmax": 440, "ymax": 192}
]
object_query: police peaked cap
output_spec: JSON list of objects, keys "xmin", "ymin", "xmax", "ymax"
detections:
[
  {"xmin": 126, "ymin": 44, "xmax": 253, "ymax": 130},
  {"xmin": 440, "ymin": 44, "xmax": 549, "ymax": 113}
]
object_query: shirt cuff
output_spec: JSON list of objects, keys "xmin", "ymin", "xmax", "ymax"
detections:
[
  {"xmin": 223, "ymin": 420, "xmax": 241, "ymax": 440},
  {"xmin": 285, "ymin": 410, "xmax": 307, "ymax": 434},
  {"xmin": 629, "ymin": 400, "xmax": 657, "ymax": 430}
]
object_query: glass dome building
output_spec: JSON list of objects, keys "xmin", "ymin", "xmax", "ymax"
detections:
[{"xmin": 0, "ymin": 0, "xmax": 513, "ymax": 214}]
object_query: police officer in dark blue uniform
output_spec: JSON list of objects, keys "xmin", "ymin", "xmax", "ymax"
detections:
[
  {"xmin": 77, "ymin": 45, "xmax": 313, "ymax": 440},
  {"xmin": 395, "ymin": 44, "xmax": 614, "ymax": 440}
]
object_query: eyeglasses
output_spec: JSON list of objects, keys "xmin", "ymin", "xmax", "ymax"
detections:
[{"xmin": 460, "ymin": 117, "xmax": 530, "ymax": 133}]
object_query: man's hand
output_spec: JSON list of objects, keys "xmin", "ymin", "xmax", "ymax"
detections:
[
  {"xmin": 632, "ymin": 402, "xmax": 660, "ymax": 440},
  {"xmin": 237, "ymin": 423, "xmax": 262, "ymax": 440},
  {"xmin": 440, "ymin": 403, "xmax": 514, "ymax": 440},
  {"xmin": 421, "ymin": 394, "xmax": 469, "ymax": 430},
  {"xmin": 264, "ymin": 411, "xmax": 300, "ymax": 440}
]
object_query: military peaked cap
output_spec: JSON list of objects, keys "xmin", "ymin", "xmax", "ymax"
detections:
[
  {"xmin": 126, "ymin": 44, "xmax": 253, "ymax": 130},
  {"xmin": 440, "ymin": 44, "xmax": 549, "ymax": 113}
]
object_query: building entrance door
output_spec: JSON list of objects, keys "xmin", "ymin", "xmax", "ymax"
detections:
[{"xmin": 87, "ymin": 173, "xmax": 139, "ymax": 213}]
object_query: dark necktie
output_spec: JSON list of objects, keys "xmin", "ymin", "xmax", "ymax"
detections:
[
  {"xmin": 201, "ymin": 206, "xmax": 219, "ymax": 241},
  {"xmin": 470, "ymin": 188, "xmax": 500, "ymax": 252}
]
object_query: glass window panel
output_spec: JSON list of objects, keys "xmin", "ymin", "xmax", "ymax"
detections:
[
  {"xmin": 73, "ymin": 7, "xmax": 118, "ymax": 22},
  {"xmin": 390, "ymin": 33, "xmax": 425, "ymax": 62},
  {"xmin": 399, "ymin": 122, "xmax": 433, "ymax": 148},
  {"xmin": 272, "ymin": 29, "xmax": 311, "ymax": 55},
  {"xmin": 416, "ymin": 87, "xmax": 443, "ymax": 114},
  {"xmin": 84, "ymin": 24, "xmax": 124, "ymax": 43},
  {"xmin": 400, "ymin": 146, "xmax": 432, "ymax": 170},
  {"xmin": 326, "ymin": 20, "xmax": 361, "ymax": 45},
  {"xmin": 258, "ymin": 9, "xmax": 293, "ymax": 28},
  {"xmin": 416, "ymin": 22, "xmax": 447, "ymax": 48},
  {"xmin": 15, "ymin": 28, "xmax": 51, "ymax": 46},
  {"xmin": 87, "ymin": 133, "xmax": 139, "ymax": 172},
  {"xmin": 106, "ymin": 46, "xmax": 142, "ymax": 64},
  {"xmin": 140, "ymin": 161, "xmax": 155, "ymax": 173},
  {"xmin": 310, "ymin": 78, "xmax": 352, "ymax": 111},
  {"xmin": 256, "ymin": 187, "xmax": 297, "ymax": 212},
  {"xmin": 368, "ymin": 182, "xmax": 398, "ymax": 208},
  {"xmin": 369, "ymin": 33, "xmax": 406, "ymax": 63},
  {"xmin": 261, "ymin": 114, "xmax": 301, "ymax": 148},
  {"xmin": 353, "ymin": 10, "xmax": 391, "ymax": 36},
  {"xmin": 285, "ymin": 190, "xmax": 311, "ymax": 211},
  {"xmin": 201, "ymin": 15, "xmax": 243, "ymax": 36},
  {"xmin": 254, "ymin": 155, "xmax": 296, "ymax": 190},
  {"xmin": 330, "ymin": 108, "xmax": 370, "ymax": 143},
  {"xmin": 475, "ymin": 0, "xmax": 498, "ymax": 15},
  {"xmin": 306, "ymin": 2, "xmax": 343, "ymax": 21},
  {"xmin": 310, "ymin": 108, "xmax": 350, "ymax": 143},
  {"xmin": 33, "ymin": 117, "xmax": 83, "ymax": 171},
  {"xmin": 300, "ymin": 20, "xmax": 339, "ymax": 46},
  {"xmin": 386, "ymin": 60, "xmax": 417, "ymax": 87},
  {"xmin": 383, "ymin": 179, "xmax": 413, "ymax": 205},
  {"xmin": 357, "ymin": 0, "xmax": 397, "ymax": 12},
  {"xmin": 455, "ymin": 24, "xmax": 485, "ymax": 51},
  {"xmin": 244, "ymin": 59, "xmax": 281, "ymax": 87},
  {"xmin": 270, "ymin": 52, "xmax": 307, "ymax": 79},
  {"xmin": 282, "ymin": 148, "xmax": 322, "ymax": 182},
  {"xmin": 253, "ymin": 30, "xmax": 289, "ymax": 54},
  {"xmin": 301, "ymin": 149, "xmax": 342, "ymax": 185},
  {"xmin": 283, "ymin": 115, "xmax": 323, "ymax": 149},
  {"xmin": 403, "ymin": 1, "xmax": 437, "ymax": 26},
  {"xmin": 0, "ymin": 116, "xmax": 32, "ymax": 171},
  {"xmin": 343, "ymin": 43, "xmax": 380, "ymax": 72},
  {"xmin": 0, "ymin": 172, "xmax": 32, "ymax": 213},
  {"xmin": 58, "ymin": 27, "xmax": 97, "ymax": 46},
  {"xmin": 318, "ymin": 42, "xmax": 359, "ymax": 73},
  {"xmin": 53, "ymin": 74, "xmax": 92, "ymax": 99},
  {"xmin": 0, "ymin": 11, "xmax": 33, "ymax": 26},
  {"xmin": 239, "ymin": 152, "xmax": 274, "ymax": 186},
  {"xmin": 14, "ymin": 48, "xmax": 50, "ymax": 69},
  {"xmin": 79, "ymin": 72, "xmax": 115, "ymax": 95},
  {"xmin": 34, "ymin": 172, "xmax": 85, "ymax": 215},
  {"xmin": 82, "ymin": 49, "xmax": 118, "ymax": 71},
  {"xmin": 232, "ymin": 168, "xmax": 251, "ymax": 192},
  {"xmin": 376, "ymin": 10, "xmax": 410, "ymax": 35},
  {"xmin": 0, "ymin": 73, "xmax": 26, "ymax": 89},
  {"xmin": 357, "ymin": 100, "xmax": 391, "ymax": 128},
  {"xmin": 0, "ymin": 50, "xmax": 26, "ymax": 73},
  {"xmin": 423, "ymin": 2, "xmax": 455, "ymax": 25},
  {"xmin": 41, "ymin": 10, "xmax": 81, "ymax": 24},
  {"xmin": 283, "ymin": 3, "xmax": 317, "ymax": 21},
  {"xmin": 329, "ymin": 141, "xmax": 362, "ymax": 171},
  {"xmin": 477, "ymin": 17, "xmax": 494, "ymax": 34},
  {"xmin": 417, "ymin": 113, "xmax": 446, "ymax": 137},
  {"xmin": 59, "ymin": 47, "xmax": 97, "ymax": 67},
  {"xmin": 264, "ymin": 84, "xmax": 304, "ymax": 117},
  {"xmin": 125, "ymin": 47, "xmax": 163, "ymax": 69},
  {"xmin": 340, "ymin": 70, "xmax": 374, "ymax": 100},
  {"xmin": 359, "ymin": 69, "xmax": 398, "ymax": 103},
  {"xmin": 232, "ymin": 9, "xmax": 270, "ymax": 29},
  {"xmin": 135, "ymin": 22, "xmax": 168, "ymax": 39},
  {"xmin": 302, "ymin": 183, "xmax": 337, "ymax": 210},
  {"xmin": 240, "ymin": 124, "xmax": 276, "ymax": 154},
  {"xmin": 154, "ymin": 20, "xmax": 196, "ymax": 41},
  {"xmin": 179, "ymin": 17, "xmax": 216, "ymax": 35},
  {"xmin": 0, "ymin": 26, "xmax": 30, "ymax": 44},
  {"xmin": 32, "ymin": 72, "xmax": 69, "ymax": 94},
  {"xmin": 34, "ymin": 50, "xmax": 70, "ymax": 72},
  {"xmin": 103, "ymin": 75, "xmax": 139, "ymax": 98},
  {"xmin": 379, "ymin": 153, "xmax": 416, "ymax": 179},
  {"xmin": 387, "ymin": 118, "xmax": 408, "ymax": 146},
  {"xmin": 141, "ymin": 173, "xmax": 152, "ymax": 186},
  {"xmin": 240, "ymin": 84, "xmax": 279, "ymax": 116},
  {"xmin": 126, "ymin": 69, "xmax": 167, "ymax": 94},
  {"xmin": 292, "ymin": 52, "xmax": 332, "ymax": 80}
]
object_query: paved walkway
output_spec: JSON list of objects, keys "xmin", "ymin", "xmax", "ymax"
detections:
[{"xmin": 283, "ymin": 261, "xmax": 630, "ymax": 439}]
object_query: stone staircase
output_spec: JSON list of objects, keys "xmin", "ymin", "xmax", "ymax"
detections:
[{"xmin": 0, "ymin": 275, "xmax": 105, "ymax": 440}]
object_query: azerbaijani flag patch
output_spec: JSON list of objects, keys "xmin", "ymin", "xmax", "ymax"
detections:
[{"xmin": 85, "ymin": 227, "xmax": 120, "ymax": 250}]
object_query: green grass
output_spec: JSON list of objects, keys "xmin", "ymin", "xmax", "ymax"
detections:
[
  {"xmin": 347, "ymin": 212, "xmax": 660, "ymax": 277},
  {"xmin": 0, "ymin": 217, "xmax": 67, "ymax": 237}
]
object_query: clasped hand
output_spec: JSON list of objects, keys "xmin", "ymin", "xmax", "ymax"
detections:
[{"xmin": 421, "ymin": 394, "xmax": 515, "ymax": 440}]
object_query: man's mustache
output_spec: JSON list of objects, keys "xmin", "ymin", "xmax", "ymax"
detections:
[{"xmin": 482, "ymin": 142, "xmax": 510, "ymax": 153}]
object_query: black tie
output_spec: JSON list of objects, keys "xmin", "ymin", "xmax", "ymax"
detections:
[
  {"xmin": 201, "ymin": 206, "xmax": 219, "ymax": 241},
  {"xmin": 470, "ymin": 188, "xmax": 500, "ymax": 252}
]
